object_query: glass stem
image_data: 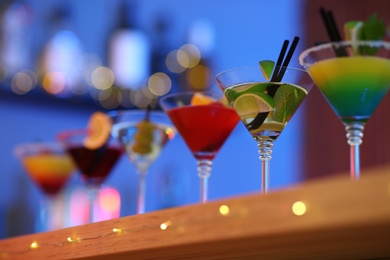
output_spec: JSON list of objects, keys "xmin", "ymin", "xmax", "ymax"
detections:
[
  {"xmin": 197, "ymin": 159, "xmax": 212, "ymax": 203},
  {"xmin": 258, "ymin": 138, "xmax": 274, "ymax": 194},
  {"xmin": 38, "ymin": 196, "xmax": 53, "ymax": 232},
  {"xmin": 38, "ymin": 194, "xmax": 65, "ymax": 232},
  {"xmin": 137, "ymin": 172, "xmax": 147, "ymax": 214},
  {"xmin": 63, "ymin": 190, "xmax": 71, "ymax": 228},
  {"xmin": 345, "ymin": 123, "xmax": 364, "ymax": 180},
  {"xmin": 87, "ymin": 185, "xmax": 99, "ymax": 223}
]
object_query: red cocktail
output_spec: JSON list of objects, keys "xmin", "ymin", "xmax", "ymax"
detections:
[
  {"xmin": 167, "ymin": 103, "xmax": 239, "ymax": 160},
  {"xmin": 160, "ymin": 91, "xmax": 239, "ymax": 203},
  {"xmin": 57, "ymin": 128, "xmax": 123, "ymax": 223}
]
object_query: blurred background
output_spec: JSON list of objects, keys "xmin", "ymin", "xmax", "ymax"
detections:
[{"xmin": 0, "ymin": 0, "xmax": 389, "ymax": 239}]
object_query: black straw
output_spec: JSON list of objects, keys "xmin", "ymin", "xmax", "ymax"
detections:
[
  {"xmin": 276, "ymin": 36, "xmax": 300, "ymax": 82},
  {"xmin": 270, "ymin": 36, "xmax": 300, "ymax": 82},
  {"xmin": 270, "ymin": 40, "xmax": 289, "ymax": 82},
  {"xmin": 319, "ymin": 7, "xmax": 348, "ymax": 56},
  {"xmin": 145, "ymin": 105, "xmax": 151, "ymax": 121}
]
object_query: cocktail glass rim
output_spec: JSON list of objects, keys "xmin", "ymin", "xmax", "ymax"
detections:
[
  {"xmin": 158, "ymin": 90, "xmax": 222, "ymax": 104},
  {"xmin": 299, "ymin": 40, "xmax": 390, "ymax": 67},
  {"xmin": 215, "ymin": 65, "xmax": 308, "ymax": 79}
]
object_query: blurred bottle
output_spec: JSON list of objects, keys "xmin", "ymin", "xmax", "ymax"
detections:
[
  {"xmin": 150, "ymin": 15, "xmax": 179, "ymax": 94},
  {"xmin": 107, "ymin": 0, "xmax": 150, "ymax": 90},
  {"xmin": 37, "ymin": 3, "xmax": 84, "ymax": 97},
  {"xmin": 178, "ymin": 19, "xmax": 216, "ymax": 92},
  {"xmin": 0, "ymin": 1, "xmax": 34, "ymax": 77},
  {"xmin": 150, "ymin": 16, "xmax": 170, "ymax": 74}
]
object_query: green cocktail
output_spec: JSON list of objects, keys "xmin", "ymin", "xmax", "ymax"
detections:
[
  {"xmin": 216, "ymin": 66, "xmax": 314, "ymax": 193},
  {"xmin": 299, "ymin": 40, "xmax": 390, "ymax": 179},
  {"xmin": 225, "ymin": 82, "xmax": 308, "ymax": 140}
]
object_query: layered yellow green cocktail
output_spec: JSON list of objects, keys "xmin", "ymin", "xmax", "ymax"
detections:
[{"xmin": 308, "ymin": 56, "xmax": 390, "ymax": 124}]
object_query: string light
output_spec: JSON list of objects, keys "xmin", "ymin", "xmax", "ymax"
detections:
[
  {"xmin": 219, "ymin": 205, "xmax": 230, "ymax": 216},
  {"xmin": 67, "ymin": 237, "xmax": 80, "ymax": 243},
  {"xmin": 292, "ymin": 201, "xmax": 307, "ymax": 216},
  {"xmin": 0, "ymin": 203, "xmax": 247, "ymax": 256},
  {"xmin": 160, "ymin": 221, "xmax": 172, "ymax": 230},
  {"xmin": 112, "ymin": 228, "xmax": 121, "ymax": 233},
  {"xmin": 29, "ymin": 242, "xmax": 39, "ymax": 249},
  {"xmin": 0, "ymin": 201, "xmax": 300, "ymax": 259}
]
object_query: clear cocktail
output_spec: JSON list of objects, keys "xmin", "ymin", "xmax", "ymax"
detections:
[{"xmin": 109, "ymin": 110, "xmax": 175, "ymax": 214}]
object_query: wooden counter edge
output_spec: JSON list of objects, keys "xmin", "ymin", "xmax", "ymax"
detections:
[{"xmin": 1, "ymin": 164, "xmax": 390, "ymax": 259}]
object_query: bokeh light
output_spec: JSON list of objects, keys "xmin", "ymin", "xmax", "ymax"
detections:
[
  {"xmin": 98, "ymin": 88, "xmax": 121, "ymax": 109},
  {"xmin": 166, "ymin": 50, "xmax": 186, "ymax": 73},
  {"xmin": 29, "ymin": 242, "xmax": 39, "ymax": 249},
  {"xmin": 160, "ymin": 221, "xmax": 171, "ymax": 230},
  {"xmin": 42, "ymin": 71, "xmax": 66, "ymax": 95},
  {"xmin": 129, "ymin": 87, "xmax": 157, "ymax": 109},
  {"xmin": 11, "ymin": 70, "xmax": 37, "ymax": 95},
  {"xmin": 219, "ymin": 205, "xmax": 230, "ymax": 216},
  {"xmin": 98, "ymin": 187, "xmax": 121, "ymax": 213},
  {"xmin": 292, "ymin": 201, "xmax": 307, "ymax": 216},
  {"xmin": 177, "ymin": 44, "xmax": 201, "ymax": 69},
  {"xmin": 141, "ymin": 84, "xmax": 155, "ymax": 99},
  {"xmin": 148, "ymin": 72, "xmax": 172, "ymax": 96},
  {"xmin": 91, "ymin": 66, "xmax": 114, "ymax": 90},
  {"xmin": 186, "ymin": 64, "xmax": 212, "ymax": 90}
]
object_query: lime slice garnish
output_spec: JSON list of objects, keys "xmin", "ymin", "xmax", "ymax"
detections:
[
  {"xmin": 344, "ymin": 21, "xmax": 364, "ymax": 41},
  {"xmin": 343, "ymin": 14, "xmax": 385, "ymax": 55},
  {"xmin": 259, "ymin": 60, "xmax": 275, "ymax": 81},
  {"xmin": 225, "ymin": 83, "xmax": 269, "ymax": 102},
  {"xmin": 233, "ymin": 82, "xmax": 269, "ymax": 96},
  {"xmin": 344, "ymin": 21, "xmax": 363, "ymax": 55},
  {"xmin": 262, "ymin": 120, "xmax": 285, "ymax": 132},
  {"xmin": 233, "ymin": 93, "xmax": 274, "ymax": 119}
]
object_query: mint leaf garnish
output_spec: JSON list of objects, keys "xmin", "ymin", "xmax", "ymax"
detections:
[
  {"xmin": 360, "ymin": 13, "xmax": 386, "ymax": 55},
  {"xmin": 272, "ymin": 84, "xmax": 306, "ymax": 124},
  {"xmin": 362, "ymin": 13, "xmax": 386, "ymax": 40},
  {"xmin": 225, "ymin": 88, "xmax": 239, "ymax": 101}
]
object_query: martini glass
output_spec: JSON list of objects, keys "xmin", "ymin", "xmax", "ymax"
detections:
[
  {"xmin": 216, "ymin": 66, "xmax": 314, "ymax": 194},
  {"xmin": 57, "ymin": 129, "xmax": 123, "ymax": 223},
  {"xmin": 14, "ymin": 142, "xmax": 75, "ymax": 232},
  {"xmin": 159, "ymin": 91, "xmax": 240, "ymax": 203},
  {"xmin": 299, "ymin": 40, "xmax": 390, "ymax": 180},
  {"xmin": 109, "ymin": 110, "xmax": 175, "ymax": 214}
]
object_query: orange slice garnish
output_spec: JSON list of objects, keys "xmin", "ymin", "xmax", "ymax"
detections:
[
  {"xmin": 83, "ymin": 112, "xmax": 112, "ymax": 150},
  {"xmin": 190, "ymin": 92, "xmax": 216, "ymax": 106}
]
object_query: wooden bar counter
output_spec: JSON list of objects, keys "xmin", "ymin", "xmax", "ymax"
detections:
[{"xmin": 1, "ymin": 165, "xmax": 390, "ymax": 259}]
